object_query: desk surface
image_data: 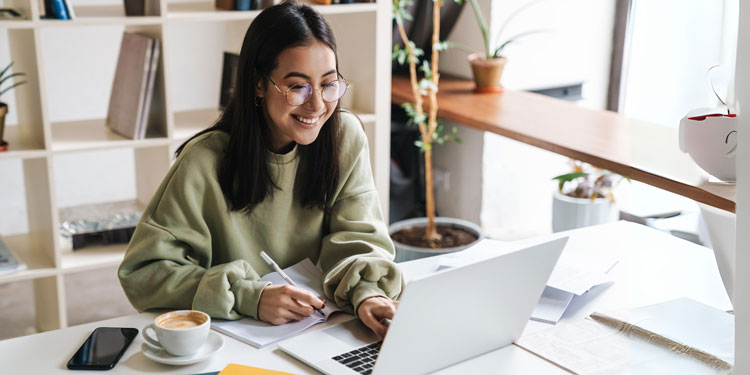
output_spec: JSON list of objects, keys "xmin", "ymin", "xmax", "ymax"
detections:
[
  {"xmin": 391, "ymin": 75, "xmax": 736, "ymax": 213},
  {"xmin": 0, "ymin": 221, "xmax": 732, "ymax": 374}
]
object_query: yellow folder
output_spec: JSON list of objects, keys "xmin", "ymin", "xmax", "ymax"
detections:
[{"xmin": 218, "ymin": 363, "xmax": 297, "ymax": 375}]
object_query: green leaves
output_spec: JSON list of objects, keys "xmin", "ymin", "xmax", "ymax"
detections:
[
  {"xmin": 552, "ymin": 172, "xmax": 589, "ymax": 192},
  {"xmin": 409, "ymin": 118, "xmax": 462, "ymax": 153},
  {"xmin": 401, "ymin": 102, "xmax": 426, "ymax": 126},
  {"xmin": 392, "ymin": 45, "xmax": 408, "ymax": 65},
  {"xmin": 392, "ymin": 0, "xmax": 414, "ymax": 24},
  {"xmin": 0, "ymin": 61, "xmax": 27, "ymax": 100},
  {"xmin": 432, "ymin": 122, "xmax": 461, "ymax": 145},
  {"xmin": 391, "ymin": 43, "xmax": 423, "ymax": 66}
]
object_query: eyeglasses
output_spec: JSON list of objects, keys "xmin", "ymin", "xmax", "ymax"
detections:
[{"xmin": 264, "ymin": 74, "xmax": 350, "ymax": 106}]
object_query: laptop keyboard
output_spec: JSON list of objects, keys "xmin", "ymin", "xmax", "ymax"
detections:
[{"xmin": 332, "ymin": 341, "xmax": 382, "ymax": 374}]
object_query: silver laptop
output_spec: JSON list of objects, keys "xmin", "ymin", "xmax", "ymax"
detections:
[{"xmin": 278, "ymin": 237, "xmax": 567, "ymax": 375}]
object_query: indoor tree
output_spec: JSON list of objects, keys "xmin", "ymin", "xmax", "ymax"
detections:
[{"xmin": 392, "ymin": 0, "xmax": 461, "ymax": 246}]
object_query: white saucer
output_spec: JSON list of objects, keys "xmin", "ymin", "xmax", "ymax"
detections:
[{"xmin": 141, "ymin": 331, "xmax": 224, "ymax": 365}]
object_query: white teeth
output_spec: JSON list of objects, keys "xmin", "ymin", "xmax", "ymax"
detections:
[{"xmin": 294, "ymin": 115, "xmax": 318, "ymax": 124}]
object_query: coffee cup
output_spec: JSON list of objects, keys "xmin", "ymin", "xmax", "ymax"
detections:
[{"xmin": 143, "ymin": 310, "xmax": 210, "ymax": 357}]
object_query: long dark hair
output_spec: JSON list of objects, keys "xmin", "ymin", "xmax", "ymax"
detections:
[{"xmin": 176, "ymin": 1, "xmax": 341, "ymax": 215}]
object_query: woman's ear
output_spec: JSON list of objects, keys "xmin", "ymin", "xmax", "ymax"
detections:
[{"xmin": 255, "ymin": 75, "xmax": 265, "ymax": 98}]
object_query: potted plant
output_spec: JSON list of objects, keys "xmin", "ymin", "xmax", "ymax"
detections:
[
  {"xmin": 551, "ymin": 160, "xmax": 628, "ymax": 232},
  {"xmin": 0, "ymin": 61, "xmax": 27, "ymax": 151},
  {"xmin": 390, "ymin": 0, "xmax": 483, "ymax": 262},
  {"xmin": 448, "ymin": 0, "xmax": 549, "ymax": 92}
]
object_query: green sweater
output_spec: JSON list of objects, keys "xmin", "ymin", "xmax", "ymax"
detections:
[{"xmin": 118, "ymin": 112, "xmax": 403, "ymax": 320}]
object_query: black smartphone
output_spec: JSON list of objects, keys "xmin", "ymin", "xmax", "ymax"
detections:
[{"xmin": 67, "ymin": 327, "xmax": 139, "ymax": 370}]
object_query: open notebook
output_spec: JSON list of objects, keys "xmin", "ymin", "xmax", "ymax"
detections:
[{"xmin": 211, "ymin": 258, "xmax": 342, "ymax": 348}]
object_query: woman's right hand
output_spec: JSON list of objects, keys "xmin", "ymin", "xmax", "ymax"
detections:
[{"xmin": 258, "ymin": 284, "xmax": 326, "ymax": 325}]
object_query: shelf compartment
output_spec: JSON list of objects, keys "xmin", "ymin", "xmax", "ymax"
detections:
[
  {"xmin": 173, "ymin": 108, "xmax": 220, "ymax": 142},
  {"xmin": 60, "ymin": 242, "xmax": 128, "ymax": 273},
  {"xmin": 1, "ymin": 0, "xmax": 33, "ymax": 21},
  {"xmin": 38, "ymin": 5, "xmax": 162, "ymax": 26},
  {"xmin": 0, "ymin": 125, "xmax": 46, "ymax": 159},
  {"xmin": 2, "ymin": 28, "xmax": 47, "ymax": 152},
  {"xmin": 0, "ymin": 20, "xmax": 34, "ymax": 29},
  {"xmin": 165, "ymin": 2, "xmax": 376, "ymax": 22},
  {"xmin": 50, "ymin": 118, "xmax": 171, "ymax": 153},
  {"xmin": 0, "ymin": 233, "xmax": 57, "ymax": 285},
  {"xmin": 39, "ymin": 24, "xmax": 168, "ymax": 152}
]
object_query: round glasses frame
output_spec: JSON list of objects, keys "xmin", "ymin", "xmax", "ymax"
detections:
[{"xmin": 264, "ymin": 73, "xmax": 350, "ymax": 106}]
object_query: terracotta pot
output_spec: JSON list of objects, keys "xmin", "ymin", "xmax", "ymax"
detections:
[
  {"xmin": 468, "ymin": 54, "xmax": 506, "ymax": 93},
  {"xmin": 0, "ymin": 102, "xmax": 7, "ymax": 149}
]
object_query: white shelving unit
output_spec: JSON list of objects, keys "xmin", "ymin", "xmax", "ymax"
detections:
[{"xmin": 0, "ymin": 0, "xmax": 391, "ymax": 333}]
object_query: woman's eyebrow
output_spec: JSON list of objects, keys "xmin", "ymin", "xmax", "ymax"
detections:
[{"xmin": 283, "ymin": 70, "xmax": 337, "ymax": 80}]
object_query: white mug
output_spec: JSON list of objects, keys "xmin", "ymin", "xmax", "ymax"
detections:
[{"xmin": 143, "ymin": 310, "xmax": 210, "ymax": 357}]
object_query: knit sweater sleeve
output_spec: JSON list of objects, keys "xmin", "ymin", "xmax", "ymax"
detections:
[
  {"xmin": 318, "ymin": 114, "xmax": 405, "ymax": 315},
  {"xmin": 117, "ymin": 133, "xmax": 270, "ymax": 320}
]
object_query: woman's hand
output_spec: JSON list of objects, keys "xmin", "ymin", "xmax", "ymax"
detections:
[
  {"xmin": 357, "ymin": 296, "xmax": 398, "ymax": 338},
  {"xmin": 258, "ymin": 284, "xmax": 326, "ymax": 325}
]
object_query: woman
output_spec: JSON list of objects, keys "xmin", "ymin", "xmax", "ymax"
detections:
[{"xmin": 118, "ymin": 1, "xmax": 402, "ymax": 338}]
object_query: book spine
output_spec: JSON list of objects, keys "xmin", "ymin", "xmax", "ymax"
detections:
[
  {"xmin": 64, "ymin": 0, "xmax": 76, "ymax": 19},
  {"xmin": 236, "ymin": 0, "xmax": 251, "ymax": 11},
  {"xmin": 215, "ymin": 0, "xmax": 236, "ymax": 11},
  {"xmin": 138, "ymin": 39, "xmax": 160, "ymax": 140},
  {"xmin": 48, "ymin": 0, "xmax": 70, "ymax": 19}
]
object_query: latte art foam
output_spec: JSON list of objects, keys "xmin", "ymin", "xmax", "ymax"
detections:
[{"xmin": 157, "ymin": 312, "xmax": 207, "ymax": 329}]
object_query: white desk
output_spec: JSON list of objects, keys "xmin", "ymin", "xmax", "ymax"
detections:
[{"xmin": 0, "ymin": 221, "xmax": 732, "ymax": 374}]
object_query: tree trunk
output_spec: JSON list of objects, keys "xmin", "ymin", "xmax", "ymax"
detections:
[{"xmin": 423, "ymin": 147, "xmax": 440, "ymax": 242}]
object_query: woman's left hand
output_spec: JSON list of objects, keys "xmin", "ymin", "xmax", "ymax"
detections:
[{"xmin": 357, "ymin": 296, "xmax": 398, "ymax": 339}]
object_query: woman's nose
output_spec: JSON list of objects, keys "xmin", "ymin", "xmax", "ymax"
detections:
[{"xmin": 304, "ymin": 88, "xmax": 326, "ymax": 112}]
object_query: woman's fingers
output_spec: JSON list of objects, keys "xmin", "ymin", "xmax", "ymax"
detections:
[
  {"xmin": 358, "ymin": 296, "xmax": 398, "ymax": 338},
  {"xmin": 259, "ymin": 284, "xmax": 327, "ymax": 325},
  {"xmin": 360, "ymin": 309, "xmax": 387, "ymax": 338},
  {"xmin": 285, "ymin": 285, "xmax": 326, "ymax": 309}
]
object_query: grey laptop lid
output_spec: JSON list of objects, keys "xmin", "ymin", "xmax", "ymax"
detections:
[{"xmin": 373, "ymin": 236, "xmax": 567, "ymax": 374}]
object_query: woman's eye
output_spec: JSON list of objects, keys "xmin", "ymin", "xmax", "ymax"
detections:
[
  {"xmin": 323, "ymin": 81, "xmax": 337, "ymax": 88},
  {"xmin": 289, "ymin": 84, "xmax": 308, "ymax": 91}
]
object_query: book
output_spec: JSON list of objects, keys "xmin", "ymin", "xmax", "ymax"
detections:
[
  {"xmin": 236, "ymin": 0, "xmax": 252, "ymax": 11},
  {"xmin": 516, "ymin": 298, "xmax": 734, "ymax": 374},
  {"xmin": 211, "ymin": 258, "xmax": 343, "ymax": 348},
  {"xmin": 219, "ymin": 363, "xmax": 296, "ymax": 375},
  {"xmin": 107, "ymin": 32, "xmax": 158, "ymax": 139},
  {"xmin": 123, "ymin": 0, "xmax": 145, "ymax": 16},
  {"xmin": 46, "ymin": 0, "xmax": 70, "ymax": 20},
  {"xmin": 0, "ymin": 238, "xmax": 27, "ymax": 276},
  {"xmin": 219, "ymin": 52, "xmax": 239, "ymax": 110},
  {"xmin": 63, "ymin": 0, "xmax": 75, "ymax": 19},
  {"xmin": 138, "ymin": 38, "xmax": 160, "ymax": 139},
  {"xmin": 215, "ymin": 0, "xmax": 236, "ymax": 11}
]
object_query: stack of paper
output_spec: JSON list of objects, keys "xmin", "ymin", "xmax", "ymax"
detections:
[{"xmin": 530, "ymin": 261, "xmax": 617, "ymax": 324}]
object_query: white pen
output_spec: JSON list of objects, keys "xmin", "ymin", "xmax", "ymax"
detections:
[{"xmin": 259, "ymin": 251, "xmax": 326, "ymax": 317}]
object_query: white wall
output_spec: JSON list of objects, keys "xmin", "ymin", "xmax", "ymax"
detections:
[{"xmin": 621, "ymin": 0, "xmax": 736, "ymax": 127}]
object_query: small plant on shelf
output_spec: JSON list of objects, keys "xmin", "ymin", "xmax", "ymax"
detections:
[
  {"xmin": 551, "ymin": 160, "xmax": 629, "ymax": 232},
  {"xmin": 0, "ymin": 61, "xmax": 27, "ymax": 151},
  {"xmin": 552, "ymin": 160, "xmax": 628, "ymax": 202},
  {"xmin": 448, "ymin": 0, "xmax": 550, "ymax": 92}
]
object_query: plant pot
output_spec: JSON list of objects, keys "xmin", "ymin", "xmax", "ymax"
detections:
[
  {"xmin": 389, "ymin": 217, "xmax": 483, "ymax": 263},
  {"xmin": 0, "ymin": 103, "xmax": 7, "ymax": 151},
  {"xmin": 468, "ymin": 54, "xmax": 506, "ymax": 93},
  {"xmin": 551, "ymin": 190, "xmax": 618, "ymax": 232}
]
